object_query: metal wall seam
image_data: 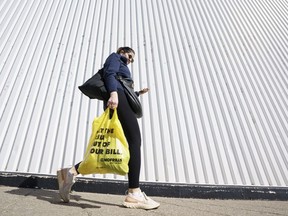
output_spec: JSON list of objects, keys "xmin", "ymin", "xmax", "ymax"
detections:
[
  {"xmin": 138, "ymin": 0, "xmax": 167, "ymax": 183},
  {"xmin": 4, "ymin": 0, "xmax": 51, "ymax": 172},
  {"xmin": 0, "ymin": 0, "xmax": 39, "ymax": 170}
]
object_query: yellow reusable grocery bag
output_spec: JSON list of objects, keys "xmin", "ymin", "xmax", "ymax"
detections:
[{"xmin": 78, "ymin": 108, "xmax": 130, "ymax": 175}]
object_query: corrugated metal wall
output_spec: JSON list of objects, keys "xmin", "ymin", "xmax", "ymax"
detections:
[{"xmin": 0, "ymin": 0, "xmax": 287, "ymax": 187}]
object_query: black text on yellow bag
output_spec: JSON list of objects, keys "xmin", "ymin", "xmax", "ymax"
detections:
[{"xmin": 78, "ymin": 108, "xmax": 130, "ymax": 175}]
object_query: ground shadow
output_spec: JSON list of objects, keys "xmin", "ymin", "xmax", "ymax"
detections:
[{"xmin": 5, "ymin": 187, "xmax": 123, "ymax": 209}]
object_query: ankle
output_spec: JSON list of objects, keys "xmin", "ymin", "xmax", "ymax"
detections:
[
  {"xmin": 69, "ymin": 167, "xmax": 78, "ymax": 176},
  {"xmin": 128, "ymin": 188, "xmax": 141, "ymax": 194}
]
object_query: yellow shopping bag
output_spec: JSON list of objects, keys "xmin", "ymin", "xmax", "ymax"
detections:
[{"xmin": 78, "ymin": 108, "xmax": 130, "ymax": 175}]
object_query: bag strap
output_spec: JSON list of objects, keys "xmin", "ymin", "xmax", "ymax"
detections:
[{"xmin": 116, "ymin": 75, "xmax": 134, "ymax": 89}]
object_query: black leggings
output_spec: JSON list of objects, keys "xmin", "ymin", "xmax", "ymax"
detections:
[{"xmin": 75, "ymin": 90, "xmax": 141, "ymax": 188}]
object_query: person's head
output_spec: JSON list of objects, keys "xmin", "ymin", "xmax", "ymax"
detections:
[{"xmin": 117, "ymin": 47, "xmax": 135, "ymax": 64}]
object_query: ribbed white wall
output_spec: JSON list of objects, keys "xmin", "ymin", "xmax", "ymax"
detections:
[{"xmin": 0, "ymin": 0, "xmax": 287, "ymax": 186}]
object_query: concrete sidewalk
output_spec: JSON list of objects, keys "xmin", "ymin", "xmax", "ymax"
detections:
[{"xmin": 1, "ymin": 186, "xmax": 288, "ymax": 216}]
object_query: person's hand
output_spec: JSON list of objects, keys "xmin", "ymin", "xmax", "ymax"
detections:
[
  {"xmin": 139, "ymin": 88, "xmax": 149, "ymax": 95},
  {"xmin": 107, "ymin": 91, "xmax": 118, "ymax": 109}
]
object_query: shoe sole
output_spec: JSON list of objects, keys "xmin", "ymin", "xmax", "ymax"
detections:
[{"xmin": 123, "ymin": 201, "xmax": 160, "ymax": 210}]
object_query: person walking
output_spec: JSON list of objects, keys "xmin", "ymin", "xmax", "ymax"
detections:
[{"xmin": 57, "ymin": 47, "xmax": 160, "ymax": 210}]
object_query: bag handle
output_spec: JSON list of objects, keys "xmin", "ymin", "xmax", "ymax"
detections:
[{"xmin": 104, "ymin": 107, "xmax": 119, "ymax": 121}]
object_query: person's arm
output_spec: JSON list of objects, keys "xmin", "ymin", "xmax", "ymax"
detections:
[
  {"xmin": 136, "ymin": 88, "xmax": 149, "ymax": 96},
  {"xmin": 103, "ymin": 53, "xmax": 121, "ymax": 109},
  {"xmin": 103, "ymin": 53, "xmax": 121, "ymax": 93}
]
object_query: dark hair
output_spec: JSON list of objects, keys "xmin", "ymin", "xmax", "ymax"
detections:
[{"xmin": 116, "ymin": 47, "xmax": 135, "ymax": 54}]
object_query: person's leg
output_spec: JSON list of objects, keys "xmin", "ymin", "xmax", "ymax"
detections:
[
  {"xmin": 117, "ymin": 91, "xmax": 160, "ymax": 209},
  {"xmin": 58, "ymin": 90, "xmax": 159, "ymax": 208},
  {"xmin": 74, "ymin": 162, "xmax": 81, "ymax": 174},
  {"xmin": 116, "ymin": 90, "xmax": 141, "ymax": 190}
]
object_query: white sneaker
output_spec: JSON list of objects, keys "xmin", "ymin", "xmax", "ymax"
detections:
[
  {"xmin": 123, "ymin": 191, "xmax": 160, "ymax": 210},
  {"xmin": 57, "ymin": 168, "xmax": 76, "ymax": 202}
]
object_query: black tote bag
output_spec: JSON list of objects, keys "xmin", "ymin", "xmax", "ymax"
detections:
[{"xmin": 78, "ymin": 68, "xmax": 109, "ymax": 100}]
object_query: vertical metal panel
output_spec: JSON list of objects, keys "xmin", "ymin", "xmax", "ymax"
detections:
[{"xmin": 0, "ymin": 0, "xmax": 287, "ymax": 187}]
